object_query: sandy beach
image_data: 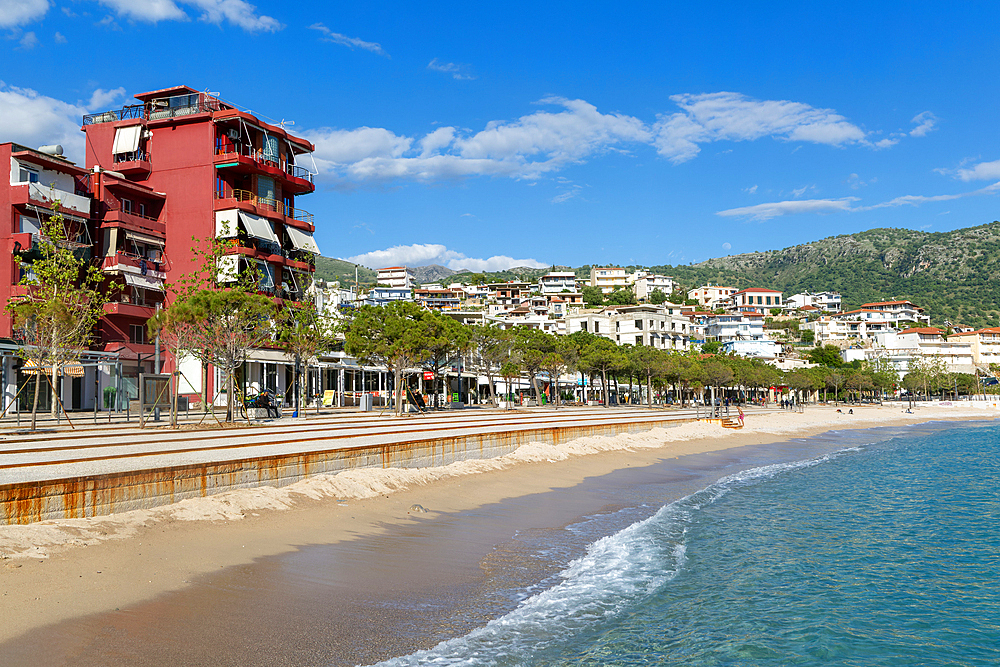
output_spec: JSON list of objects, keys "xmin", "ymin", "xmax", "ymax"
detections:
[{"xmin": 0, "ymin": 402, "xmax": 995, "ymax": 664}]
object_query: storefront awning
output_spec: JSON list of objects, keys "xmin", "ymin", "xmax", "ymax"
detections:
[
  {"xmin": 286, "ymin": 225, "xmax": 320, "ymax": 254},
  {"xmin": 124, "ymin": 272, "xmax": 165, "ymax": 292},
  {"xmin": 238, "ymin": 211, "xmax": 279, "ymax": 244}
]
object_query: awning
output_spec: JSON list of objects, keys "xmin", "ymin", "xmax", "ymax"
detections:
[
  {"xmin": 215, "ymin": 209, "xmax": 239, "ymax": 239},
  {"xmin": 124, "ymin": 230, "xmax": 165, "ymax": 247},
  {"xmin": 26, "ymin": 204, "xmax": 89, "ymax": 225},
  {"xmin": 112, "ymin": 125, "xmax": 143, "ymax": 154},
  {"xmin": 124, "ymin": 272, "xmax": 166, "ymax": 292},
  {"xmin": 21, "ymin": 364, "xmax": 85, "ymax": 377},
  {"xmin": 238, "ymin": 211, "xmax": 278, "ymax": 244},
  {"xmin": 286, "ymin": 225, "xmax": 320, "ymax": 254}
]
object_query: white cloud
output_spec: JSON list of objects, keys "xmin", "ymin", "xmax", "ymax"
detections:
[
  {"xmin": 0, "ymin": 82, "xmax": 90, "ymax": 162},
  {"xmin": 96, "ymin": 0, "xmax": 281, "ymax": 31},
  {"xmin": 910, "ymin": 111, "xmax": 938, "ymax": 137},
  {"xmin": 305, "ymin": 97, "xmax": 651, "ymax": 183},
  {"xmin": 955, "ymin": 159, "xmax": 1000, "ymax": 182},
  {"xmin": 97, "ymin": 0, "xmax": 187, "ymax": 22},
  {"xmin": 743, "ymin": 184, "xmax": 758, "ymax": 194},
  {"xmin": 874, "ymin": 137, "xmax": 899, "ymax": 149},
  {"xmin": 18, "ymin": 31, "xmax": 38, "ymax": 49},
  {"xmin": 717, "ymin": 198, "xmax": 858, "ymax": 221},
  {"xmin": 345, "ymin": 243, "xmax": 547, "ymax": 272},
  {"xmin": 54, "ymin": 31, "xmax": 67, "ymax": 43},
  {"xmin": 718, "ymin": 182, "xmax": 1000, "ymax": 220},
  {"xmin": 653, "ymin": 92, "xmax": 867, "ymax": 163},
  {"xmin": 551, "ymin": 185, "xmax": 583, "ymax": 203},
  {"xmin": 862, "ymin": 181, "xmax": 1000, "ymax": 209},
  {"xmin": 309, "ymin": 23, "xmax": 386, "ymax": 55},
  {"xmin": 428, "ymin": 58, "xmax": 476, "ymax": 80},
  {"xmin": 0, "ymin": 0, "xmax": 49, "ymax": 28},
  {"xmin": 418, "ymin": 126, "xmax": 456, "ymax": 158},
  {"xmin": 791, "ymin": 185, "xmax": 816, "ymax": 198},
  {"xmin": 87, "ymin": 87, "xmax": 126, "ymax": 110}
]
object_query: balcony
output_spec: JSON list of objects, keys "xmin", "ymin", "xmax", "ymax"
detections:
[
  {"xmin": 112, "ymin": 149, "xmax": 152, "ymax": 177},
  {"xmin": 102, "ymin": 252, "xmax": 167, "ymax": 280},
  {"xmin": 102, "ymin": 206, "xmax": 166, "ymax": 236},
  {"xmin": 214, "ymin": 144, "xmax": 315, "ymax": 194},
  {"xmin": 103, "ymin": 301, "xmax": 156, "ymax": 319},
  {"xmin": 10, "ymin": 182, "xmax": 91, "ymax": 217},
  {"xmin": 214, "ymin": 188, "xmax": 314, "ymax": 229}
]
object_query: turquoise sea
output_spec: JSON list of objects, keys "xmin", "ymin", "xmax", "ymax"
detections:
[{"xmin": 374, "ymin": 421, "xmax": 1000, "ymax": 666}]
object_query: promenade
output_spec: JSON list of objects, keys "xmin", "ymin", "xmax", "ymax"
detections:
[{"xmin": 0, "ymin": 405, "xmax": 761, "ymax": 525}]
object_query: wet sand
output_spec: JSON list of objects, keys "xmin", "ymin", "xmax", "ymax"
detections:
[{"xmin": 0, "ymin": 404, "xmax": 995, "ymax": 665}]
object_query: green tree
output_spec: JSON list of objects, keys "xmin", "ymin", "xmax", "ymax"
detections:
[
  {"xmin": 418, "ymin": 311, "xmax": 471, "ymax": 407},
  {"xmin": 343, "ymin": 301, "xmax": 430, "ymax": 415},
  {"xmin": 649, "ymin": 288, "xmax": 667, "ymax": 304},
  {"xmin": 276, "ymin": 301, "xmax": 335, "ymax": 416},
  {"xmin": 606, "ymin": 288, "xmax": 637, "ymax": 306},
  {"xmin": 580, "ymin": 336, "xmax": 626, "ymax": 405},
  {"xmin": 629, "ymin": 344, "xmax": 665, "ymax": 407},
  {"xmin": 581, "ymin": 286, "xmax": 604, "ymax": 307},
  {"xmin": 469, "ymin": 324, "xmax": 513, "ymax": 407},
  {"xmin": 8, "ymin": 203, "xmax": 106, "ymax": 430},
  {"xmin": 808, "ymin": 344, "xmax": 844, "ymax": 367},
  {"xmin": 701, "ymin": 340, "xmax": 722, "ymax": 354}
]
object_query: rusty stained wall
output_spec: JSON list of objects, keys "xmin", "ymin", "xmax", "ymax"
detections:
[{"xmin": 0, "ymin": 418, "xmax": 684, "ymax": 525}]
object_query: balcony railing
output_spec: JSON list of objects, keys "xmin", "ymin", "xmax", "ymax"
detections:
[
  {"xmin": 83, "ymin": 104, "xmax": 145, "ymax": 125},
  {"xmin": 216, "ymin": 188, "xmax": 314, "ymax": 225},
  {"xmin": 113, "ymin": 149, "xmax": 150, "ymax": 164},
  {"xmin": 215, "ymin": 143, "xmax": 315, "ymax": 185}
]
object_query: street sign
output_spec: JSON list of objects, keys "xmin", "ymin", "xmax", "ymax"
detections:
[{"xmin": 423, "ymin": 371, "xmax": 434, "ymax": 381}]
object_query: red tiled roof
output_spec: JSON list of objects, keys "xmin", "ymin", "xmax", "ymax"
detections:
[
  {"xmin": 862, "ymin": 300, "xmax": 923, "ymax": 309},
  {"xmin": 898, "ymin": 327, "xmax": 943, "ymax": 336},
  {"xmin": 733, "ymin": 288, "xmax": 782, "ymax": 295}
]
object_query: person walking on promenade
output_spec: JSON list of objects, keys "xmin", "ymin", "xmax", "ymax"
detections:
[{"xmin": 737, "ymin": 406, "xmax": 745, "ymax": 427}]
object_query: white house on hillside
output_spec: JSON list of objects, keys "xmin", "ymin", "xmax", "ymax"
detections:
[{"xmin": 376, "ymin": 266, "xmax": 415, "ymax": 289}]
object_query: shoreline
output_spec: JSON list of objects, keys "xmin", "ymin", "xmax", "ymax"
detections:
[{"xmin": 0, "ymin": 403, "xmax": 995, "ymax": 651}]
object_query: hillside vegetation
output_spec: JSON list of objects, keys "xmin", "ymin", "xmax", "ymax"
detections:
[{"xmin": 649, "ymin": 222, "xmax": 1000, "ymax": 328}]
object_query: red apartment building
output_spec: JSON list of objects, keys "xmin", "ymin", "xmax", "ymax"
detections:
[{"xmin": 0, "ymin": 85, "xmax": 322, "ymax": 413}]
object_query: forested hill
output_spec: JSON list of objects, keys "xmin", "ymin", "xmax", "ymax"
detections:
[{"xmin": 648, "ymin": 222, "xmax": 1000, "ymax": 329}]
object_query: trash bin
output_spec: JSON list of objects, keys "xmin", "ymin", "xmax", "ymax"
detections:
[{"xmin": 360, "ymin": 393, "xmax": 374, "ymax": 412}]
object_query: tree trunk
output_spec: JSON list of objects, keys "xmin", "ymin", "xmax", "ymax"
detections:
[
  {"xmin": 646, "ymin": 371, "xmax": 653, "ymax": 407},
  {"xmin": 31, "ymin": 366, "xmax": 40, "ymax": 431},
  {"xmin": 395, "ymin": 366, "xmax": 404, "ymax": 415},
  {"xmin": 601, "ymin": 369, "xmax": 608, "ymax": 406},
  {"xmin": 50, "ymin": 363, "xmax": 58, "ymax": 420}
]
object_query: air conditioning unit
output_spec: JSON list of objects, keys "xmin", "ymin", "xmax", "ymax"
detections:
[{"xmin": 226, "ymin": 128, "xmax": 240, "ymax": 141}]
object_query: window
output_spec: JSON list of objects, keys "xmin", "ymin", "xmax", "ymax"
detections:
[
  {"xmin": 129, "ymin": 325, "xmax": 146, "ymax": 344},
  {"xmin": 594, "ymin": 322, "xmax": 600, "ymax": 333},
  {"xmin": 635, "ymin": 335, "xmax": 643, "ymax": 345},
  {"xmin": 635, "ymin": 319, "xmax": 643, "ymax": 329},
  {"xmin": 18, "ymin": 166, "xmax": 39, "ymax": 183},
  {"xmin": 757, "ymin": 296, "xmax": 763, "ymax": 305},
  {"xmin": 121, "ymin": 198, "xmax": 133, "ymax": 214},
  {"xmin": 139, "ymin": 202, "xmax": 147, "ymax": 218},
  {"xmin": 18, "ymin": 215, "xmax": 40, "ymax": 236},
  {"xmin": 766, "ymin": 296, "xmax": 772, "ymax": 306},
  {"xmin": 580, "ymin": 321, "xmax": 588, "ymax": 332}
]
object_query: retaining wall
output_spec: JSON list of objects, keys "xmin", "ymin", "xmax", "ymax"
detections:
[{"xmin": 0, "ymin": 417, "xmax": 687, "ymax": 525}]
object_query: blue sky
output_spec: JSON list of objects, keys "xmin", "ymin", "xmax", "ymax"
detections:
[{"xmin": 3, "ymin": 1, "xmax": 1000, "ymax": 271}]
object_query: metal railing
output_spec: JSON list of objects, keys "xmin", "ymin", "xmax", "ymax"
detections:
[
  {"xmin": 83, "ymin": 104, "xmax": 145, "ymax": 125},
  {"xmin": 215, "ymin": 143, "xmax": 315, "ymax": 185},
  {"xmin": 113, "ymin": 149, "xmax": 150, "ymax": 164},
  {"xmin": 216, "ymin": 188, "xmax": 314, "ymax": 224}
]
